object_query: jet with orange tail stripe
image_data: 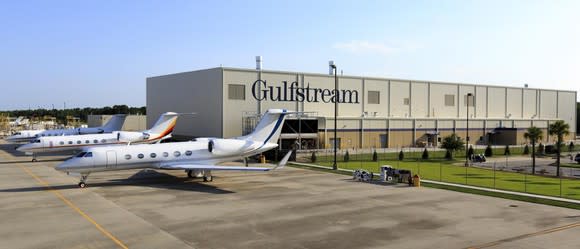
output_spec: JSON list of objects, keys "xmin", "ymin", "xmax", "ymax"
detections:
[{"xmin": 16, "ymin": 112, "xmax": 191, "ymax": 162}]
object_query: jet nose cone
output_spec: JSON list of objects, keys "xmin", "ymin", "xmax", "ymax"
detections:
[
  {"xmin": 16, "ymin": 144, "xmax": 28, "ymax": 152},
  {"xmin": 55, "ymin": 161, "xmax": 69, "ymax": 171}
]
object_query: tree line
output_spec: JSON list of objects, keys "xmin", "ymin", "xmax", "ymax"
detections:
[{"xmin": 1, "ymin": 105, "xmax": 146, "ymax": 123}]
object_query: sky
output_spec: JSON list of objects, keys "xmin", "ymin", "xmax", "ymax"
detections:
[{"xmin": 1, "ymin": 0, "xmax": 579, "ymax": 110}]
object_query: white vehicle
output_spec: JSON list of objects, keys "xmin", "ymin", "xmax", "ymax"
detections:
[
  {"xmin": 5, "ymin": 114, "xmax": 127, "ymax": 143},
  {"xmin": 56, "ymin": 109, "xmax": 292, "ymax": 188},
  {"xmin": 17, "ymin": 112, "xmax": 183, "ymax": 161}
]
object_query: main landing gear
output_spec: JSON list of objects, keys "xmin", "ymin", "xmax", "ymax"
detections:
[
  {"xmin": 31, "ymin": 153, "xmax": 37, "ymax": 162},
  {"xmin": 187, "ymin": 170, "xmax": 213, "ymax": 182},
  {"xmin": 78, "ymin": 174, "xmax": 89, "ymax": 188}
]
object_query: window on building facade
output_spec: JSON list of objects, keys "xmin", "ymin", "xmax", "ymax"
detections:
[
  {"xmin": 228, "ymin": 84, "xmax": 245, "ymax": 100},
  {"xmin": 444, "ymin": 94, "xmax": 455, "ymax": 106},
  {"xmin": 367, "ymin": 91, "xmax": 380, "ymax": 104},
  {"xmin": 403, "ymin": 98, "xmax": 410, "ymax": 105}
]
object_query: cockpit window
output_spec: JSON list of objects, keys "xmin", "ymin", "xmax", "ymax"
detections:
[
  {"xmin": 84, "ymin": 152, "xmax": 93, "ymax": 157},
  {"xmin": 76, "ymin": 152, "xmax": 87, "ymax": 157},
  {"xmin": 33, "ymin": 139, "xmax": 41, "ymax": 143},
  {"xmin": 14, "ymin": 132, "xmax": 21, "ymax": 135}
]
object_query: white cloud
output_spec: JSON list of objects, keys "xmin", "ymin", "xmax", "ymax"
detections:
[{"xmin": 333, "ymin": 40, "xmax": 398, "ymax": 55}]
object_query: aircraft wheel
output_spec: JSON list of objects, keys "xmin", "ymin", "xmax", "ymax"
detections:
[
  {"xmin": 203, "ymin": 176, "xmax": 208, "ymax": 182},
  {"xmin": 78, "ymin": 182, "xmax": 86, "ymax": 188},
  {"xmin": 31, "ymin": 158, "xmax": 37, "ymax": 162},
  {"xmin": 207, "ymin": 175, "xmax": 213, "ymax": 182},
  {"xmin": 187, "ymin": 170, "xmax": 194, "ymax": 178}
]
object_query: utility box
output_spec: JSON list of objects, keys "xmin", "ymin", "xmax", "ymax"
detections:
[
  {"xmin": 380, "ymin": 165, "xmax": 396, "ymax": 183},
  {"xmin": 380, "ymin": 165, "xmax": 412, "ymax": 184}
]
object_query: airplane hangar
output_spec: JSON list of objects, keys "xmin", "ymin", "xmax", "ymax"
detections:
[{"xmin": 146, "ymin": 66, "xmax": 577, "ymax": 150}]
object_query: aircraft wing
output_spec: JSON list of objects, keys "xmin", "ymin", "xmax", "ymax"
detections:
[
  {"xmin": 159, "ymin": 164, "xmax": 271, "ymax": 171},
  {"xmin": 158, "ymin": 151, "xmax": 292, "ymax": 171}
]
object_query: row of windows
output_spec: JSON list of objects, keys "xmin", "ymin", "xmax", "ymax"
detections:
[
  {"xmin": 57, "ymin": 139, "xmax": 109, "ymax": 145},
  {"xmin": 124, "ymin": 150, "xmax": 194, "ymax": 160},
  {"xmin": 38, "ymin": 133, "xmax": 68, "ymax": 137},
  {"xmin": 368, "ymin": 93, "xmax": 473, "ymax": 107}
]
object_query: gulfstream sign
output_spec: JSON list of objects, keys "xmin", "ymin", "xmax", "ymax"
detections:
[{"xmin": 251, "ymin": 80, "xmax": 359, "ymax": 104}]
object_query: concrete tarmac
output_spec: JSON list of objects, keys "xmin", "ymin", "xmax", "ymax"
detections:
[{"xmin": 2, "ymin": 141, "xmax": 580, "ymax": 249}]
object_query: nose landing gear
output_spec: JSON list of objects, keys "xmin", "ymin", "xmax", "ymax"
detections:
[{"xmin": 78, "ymin": 174, "xmax": 89, "ymax": 188}]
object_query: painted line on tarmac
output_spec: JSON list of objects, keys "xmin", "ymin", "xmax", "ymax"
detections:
[
  {"xmin": 466, "ymin": 221, "xmax": 580, "ymax": 249},
  {"xmin": 17, "ymin": 164, "xmax": 129, "ymax": 249}
]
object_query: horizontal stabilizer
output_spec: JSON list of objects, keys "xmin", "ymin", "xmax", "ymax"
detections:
[{"xmin": 273, "ymin": 150, "xmax": 292, "ymax": 170}]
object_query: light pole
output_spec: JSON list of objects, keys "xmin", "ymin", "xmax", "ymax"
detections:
[
  {"xmin": 330, "ymin": 62, "xmax": 338, "ymax": 170},
  {"xmin": 465, "ymin": 93, "xmax": 472, "ymax": 167}
]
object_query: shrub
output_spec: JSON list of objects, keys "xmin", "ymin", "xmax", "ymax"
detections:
[
  {"xmin": 538, "ymin": 143, "xmax": 545, "ymax": 155},
  {"xmin": 372, "ymin": 150, "xmax": 378, "ymax": 162},
  {"xmin": 445, "ymin": 150, "xmax": 453, "ymax": 160},
  {"xmin": 344, "ymin": 150, "xmax": 350, "ymax": 162},
  {"xmin": 484, "ymin": 144, "xmax": 493, "ymax": 157},
  {"xmin": 310, "ymin": 151, "xmax": 317, "ymax": 163},
  {"xmin": 398, "ymin": 150, "xmax": 404, "ymax": 161},
  {"xmin": 422, "ymin": 148, "xmax": 429, "ymax": 160},
  {"xmin": 523, "ymin": 144, "xmax": 529, "ymax": 155},
  {"xmin": 504, "ymin": 145, "xmax": 511, "ymax": 156}
]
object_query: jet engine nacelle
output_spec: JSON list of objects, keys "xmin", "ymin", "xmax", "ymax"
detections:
[
  {"xmin": 115, "ymin": 131, "xmax": 149, "ymax": 142},
  {"xmin": 208, "ymin": 139, "xmax": 257, "ymax": 156}
]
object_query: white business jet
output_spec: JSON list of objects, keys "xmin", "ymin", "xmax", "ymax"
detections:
[
  {"xmin": 5, "ymin": 114, "xmax": 127, "ymax": 143},
  {"xmin": 16, "ymin": 112, "xmax": 184, "ymax": 161},
  {"xmin": 56, "ymin": 109, "xmax": 292, "ymax": 188},
  {"xmin": 9, "ymin": 116, "xmax": 26, "ymax": 127}
]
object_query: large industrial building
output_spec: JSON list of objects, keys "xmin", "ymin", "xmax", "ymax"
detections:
[
  {"xmin": 147, "ymin": 66, "xmax": 577, "ymax": 150},
  {"xmin": 88, "ymin": 114, "xmax": 147, "ymax": 132}
]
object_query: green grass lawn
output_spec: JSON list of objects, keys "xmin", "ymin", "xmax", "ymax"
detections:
[{"xmin": 313, "ymin": 158, "xmax": 580, "ymax": 200}]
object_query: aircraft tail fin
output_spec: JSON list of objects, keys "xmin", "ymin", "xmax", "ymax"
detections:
[
  {"xmin": 240, "ymin": 109, "xmax": 292, "ymax": 144},
  {"xmin": 145, "ymin": 112, "xmax": 194, "ymax": 139},
  {"xmin": 101, "ymin": 114, "xmax": 127, "ymax": 132}
]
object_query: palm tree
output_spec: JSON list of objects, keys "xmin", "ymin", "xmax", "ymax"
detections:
[
  {"xmin": 524, "ymin": 126, "xmax": 543, "ymax": 175},
  {"xmin": 549, "ymin": 120, "xmax": 570, "ymax": 177}
]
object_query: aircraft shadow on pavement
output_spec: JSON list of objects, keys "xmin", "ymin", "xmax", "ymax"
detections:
[
  {"xmin": 0, "ymin": 143, "xmax": 73, "ymax": 160},
  {"xmin": 0, "ymin": 143, "xmax": 26, "ymax": 157},
  {"xmin": 0, "ymin": 158, "xmax": 68, "ymax": 165},
  {"xmin": 0, "ymin": 170, "xmax": 234, "ymax": 194}
]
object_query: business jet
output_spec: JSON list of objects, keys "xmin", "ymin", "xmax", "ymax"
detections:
[
  {"xmin": 5, "ymin": 114, "xmax": 127, "ymax": 143},
  {"xmin": 17, "ymin": 112, "xmax": 184, "ymax": 161},
  {"xmin": 9, "ymin": 116, "xmax": 26, "ymax": 127},
  {"xmin": 56, "ymin": 109, "xmax": 292, "ymax": 188}
]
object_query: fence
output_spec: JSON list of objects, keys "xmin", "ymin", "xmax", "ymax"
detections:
[{"xmin": 296, "ymin": 147, "xmax": 580, "ymax": 200}]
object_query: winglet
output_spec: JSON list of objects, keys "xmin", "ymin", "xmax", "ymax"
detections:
[{"xmin": 273, "ymin": 150, "xmax": 292, "ymax": 170}]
